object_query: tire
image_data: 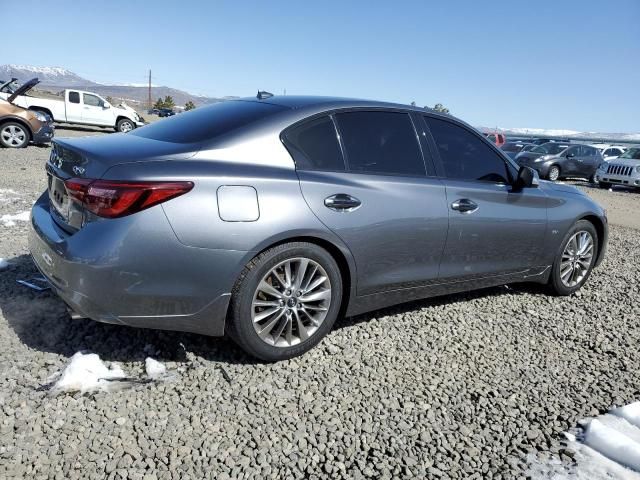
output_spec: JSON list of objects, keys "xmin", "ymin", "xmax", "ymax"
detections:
[
  {"xmin": 0, "ymin": 122, "xmax": 30, "ymax": 148},
  {"xmin": 227, "ymin": 242, "xmax": 343, "ymax": 361},
  {"xmin": 116, "ymin": 118, "xmax": 135, "ymax": 133},
  {"xmin": 599, "ymin": 182, "xmax": 612, "ymax": 189},
  {"xmin": 547, "ymin": 165, "xmax": 560, "ymax": 181},
  {"xmin": 548, "ymin": 220, "xmax": 598, "ymax": 296}
]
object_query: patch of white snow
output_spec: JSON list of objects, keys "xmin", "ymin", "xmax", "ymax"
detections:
[
  {"xmin": 1, "ymin": 211, "xmax": 30, "ymax": 227},
  {"xmin": 145, "ymin": 357, "xmax": 167, "ymax": 380},
  {"xmin": 50, "ymin": 352, "xmax": 127, "ymax": 395}
]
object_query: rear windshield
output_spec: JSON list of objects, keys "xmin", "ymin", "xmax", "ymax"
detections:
[{"xmin": 131, "ymin": 100, "xmax": 287, "ymax": 144}]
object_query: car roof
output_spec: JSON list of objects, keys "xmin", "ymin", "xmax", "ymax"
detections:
[{"xmin": 235, "ymin": 95, "xmax": 437, "ymax": 114}]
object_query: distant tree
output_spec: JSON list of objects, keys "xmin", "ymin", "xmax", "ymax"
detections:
[
  {"xmin": 432, "ymin": 103, "xmax": 450, "ymax": 114},
  {"xmin": 184, "ymin": 101, "xmax": 196, "ymax": 111},
  {"xmin": 410, "ymin": 101, "xmax": 416, "ymax": 106},
  {"xmin": 163, "ymin": 96, "xmax": 175, "ymax": 109},
  {"xmin": 153, "ymin": 98, "xmax": 165, "ymax": 109}
]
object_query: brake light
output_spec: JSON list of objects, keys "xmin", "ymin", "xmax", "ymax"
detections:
[{"xmin": 64, "ymin": 179, "xmax": 193, "ymax": 218}]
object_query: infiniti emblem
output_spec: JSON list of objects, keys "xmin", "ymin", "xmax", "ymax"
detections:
[{"xmin": 73, "ymin": 166, "xmax": 86, "ymax": 176}]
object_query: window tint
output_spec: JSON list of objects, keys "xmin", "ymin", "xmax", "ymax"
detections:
[
  {"xmin": 284, "ymin": 116, "xmax": 345, "ymax": 171},
  {"xmin": 68, "ymin": 91, "xmax": 80, "ymax": 104},
  {"xmin": 335, "ymin": 111, "xmax": 425, "ymax": 176},
  {"xmin": 566, "ymin": 146, "xmax": 581, "ymax": 156},
  {"xmin": 426, "ymin": 117, "xmax": 509, "ymax": 183},
  {"xmin": 83, "ymin": 93, "xmax": 102, "ymax": 107},
  {"xmin": 132, "ymin": 100, "xmax": 287, "ymax": 144},
  {"xmin": 583, "ymin": 146, "xmax": 596, "ymax": 156}
]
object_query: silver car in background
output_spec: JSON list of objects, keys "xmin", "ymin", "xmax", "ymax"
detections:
[
  {"xmin": 595, "ymin": 147, "xmax": 640, "ymax": 190},
  {"xmin": 29, "ymin": 96, "xmax": 608, "ymax": 361}
]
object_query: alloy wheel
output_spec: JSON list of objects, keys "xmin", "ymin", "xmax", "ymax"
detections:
[
  {"xmin": 119, "ymin": 121, "xmax": 134, "ymax": 133},
  {"xmin": 251, "ymin": 257, "xmax": 332, "ymax": 347},
  {"xmin": 1, "ymin": 125, "xmax": 27, "ymax": 147},
  {"xmin": 548, "ymin": 166, "xmax": 560, "ymax": 181},
  {"xmin": 560, "ymin": 230, "xmax": 594, "ymax": 288}
]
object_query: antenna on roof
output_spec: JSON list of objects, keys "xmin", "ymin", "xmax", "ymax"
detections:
[{"xmin": 257, "ymin": 90, "xmax": 274, "ymax": 100}]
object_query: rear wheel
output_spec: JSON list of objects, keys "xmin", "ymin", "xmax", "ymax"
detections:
[
  {"xmin": 548, "ymin": 220, "xmax": 598, "ymax": 296},
  {"xmin": 227, "ymin": 242, "xmax": 343, "ymax": 361},
  {"xmin": 116, "ymin": 118, "xmax": 135, "ymax": 133},
  {"xmin": 547, "ymin": 165, "xmax": 560, "ymax": 181},
  {"xmin": 0, "ymin": 122, "xmax": 30, "ymax": 148}
]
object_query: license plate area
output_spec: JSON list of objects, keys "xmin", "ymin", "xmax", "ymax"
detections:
[{"xmin": 48, "ymin": 173, "xmax": 70, "ymax": 221}]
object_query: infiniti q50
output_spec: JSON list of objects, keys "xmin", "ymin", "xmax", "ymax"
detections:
[{"xmin": 29, "ymin": 96, "xmax": 608, "ymax": 361}]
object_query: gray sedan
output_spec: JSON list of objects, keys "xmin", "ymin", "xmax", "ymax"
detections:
[{"xmin": 29, "ymin": 96, "xmax": 608, "ymax": 360}]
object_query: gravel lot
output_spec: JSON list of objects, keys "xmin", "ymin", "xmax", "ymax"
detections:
[{"xmin": 1, "ymin": 130, "xmax": 639, "ymax": 479}]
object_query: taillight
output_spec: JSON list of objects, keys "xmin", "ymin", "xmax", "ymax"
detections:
[{"xmin": 64, "ymin": 179, "xmax": 193, "ymax": 218}]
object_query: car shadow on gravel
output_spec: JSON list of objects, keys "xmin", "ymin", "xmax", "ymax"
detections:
[
  {"xmin": 3, "ymin": 254, "xmax": 550, "ymax": 366},
  {"xmin": 1, "ymin": 254, "xmax": 257, "ymax": 366},
  {"xmin": 54, "ymin": 125, "xmax": 113, "ymax": 134}
]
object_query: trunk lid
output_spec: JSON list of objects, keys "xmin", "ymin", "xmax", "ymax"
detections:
[
  {"xmin": 7, "ymin": 77, "xmax": 39, "ymax": 104},
  {"xmin": 46, "ymin": 133, "xmax": 199, "ymax": 232}
]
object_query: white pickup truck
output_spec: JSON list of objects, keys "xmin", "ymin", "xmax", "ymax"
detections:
[{"xmin": 0, "ymin": 78, "xmax": 144, "ymax": 133}]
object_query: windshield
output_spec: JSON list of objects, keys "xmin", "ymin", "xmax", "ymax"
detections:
[
  {"xmin": 619, "ymin": 147, "xmax": 640, "ymax": 160},
  {"xmin": 540, "ymin": 143, "xmax": 567, "ymax": 155},
  {"xmin": 131, "ymin": 100, "xmax": 287, "ymax": 144}
]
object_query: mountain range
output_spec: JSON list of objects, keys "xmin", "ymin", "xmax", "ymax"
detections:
[{"xmin": 0, "ymin": 64, "xmax": 235, "ymax": 108}]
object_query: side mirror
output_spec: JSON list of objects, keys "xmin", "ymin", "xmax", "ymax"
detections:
[
  {"xmin": 102, "ymin": 103, "xmax": 110, "ymax": 109},
  {"xmin": 514, "ymin": 166, "xmax": 539, "ymax": 190}
]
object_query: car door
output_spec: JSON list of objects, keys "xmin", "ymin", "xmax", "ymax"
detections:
[
  {"xmin": 65, "ymin": 91, "xmax": 83, "ymax": 123},
  {"xmin": 581, "ymin": 146, "xmax": 601, "ymax": 177},
  {"xmin": 562, "ymin": 145, "xmax": 582, "ymax": 176},
  {"xmin": 81, "ymin": 93, "xmax": 110, "ymax": 125},
  {"xmin": 286, "ymin": 111, "xmax": 449, "ymax": 296},
  {"xmin": 423, "ymin": 115, "xmax": 548, "ymax": 280}
]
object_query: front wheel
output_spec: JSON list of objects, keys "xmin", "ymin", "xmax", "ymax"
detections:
[
  {"xmin": 116, "ymin": 118, "xmax": 135, "ymax": 133},
  {"xmin": 0, "ymin": 122, "xmax": 30, "ymax": 148},
  {"xmin": 227, "ymin": 242, "xmax": 343, "ymax": 361},
  {"xmin": 548, "ymin": 220, "xmax": 598, "ymax": 296},
  {"xmin": 547, "ymin": 165, "xmax": 560, "ymax": 181}
]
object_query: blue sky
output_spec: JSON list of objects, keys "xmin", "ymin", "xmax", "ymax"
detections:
[{"xmin": 4, "ymin": 0, "xmax": 639, "ymax": 132}]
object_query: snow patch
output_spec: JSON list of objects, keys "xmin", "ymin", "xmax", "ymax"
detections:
[
  {"xmin": 1, "ymin": 211, "xmax": 30, "ymax": 227},
  {"xmin": 145, "ymin": 357, "xmax": 167, "ymax": 380},
  {"xmin": 529, "ymin": 401, "xmax": 640, "ymax": 479},
  {"xmin": 6, "ymin": 64, "xmax": 74, "ymax": 76},
  {"xmin": 50, "ymin": 352, "xmax": 127, "ymax": 395}
]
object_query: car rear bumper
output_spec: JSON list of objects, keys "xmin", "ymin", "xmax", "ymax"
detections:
[{"xmin": 28, "ymin": 192, "xmax": 248, "ymax": 337}]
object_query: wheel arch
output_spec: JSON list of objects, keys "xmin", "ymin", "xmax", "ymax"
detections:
[
  {"xmin": 28, "ymin": 106, "xmax": 53, "ymax": 119},
  {"xmin": 579, "ymin": 214, "xmax": 607, "ymax": 267},
  {"xmin": 115, "ymin": 116, "xmax": 135, "ymax": 128},
  {"xmin": 0, "ymin": 117, "xmax": 33, "ymax": 142},
  {"xmin": 237, "ymin": 233, "xmax": 357, "ymax": 321}
]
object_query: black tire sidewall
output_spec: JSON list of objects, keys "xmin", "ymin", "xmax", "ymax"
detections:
[
  {"xmin": 228, "ymin": 242, "xmax": 343, "ymax": 361},
  {"xmin": 0, "ymin": 122, "xmax": 30, "ymax": 148},
  {"xmin": 550, "ymin": 220, "xmax": 598, "ymax": 296}
]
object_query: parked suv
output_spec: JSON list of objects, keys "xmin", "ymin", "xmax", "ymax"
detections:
[
  {"xmin": 595, "ymin": 147, "xmax": 640, "ymax": 190},
  {"xmin": 0, "ymin": 82, "xmax": 54, "ymax": 148},
  {"xmin": 515, "ymin": 143, "xmax": 602, "ymax": 181},
  {"xmin": 29, "ymin": 96, "xmax": 607, "ymax": 360}
]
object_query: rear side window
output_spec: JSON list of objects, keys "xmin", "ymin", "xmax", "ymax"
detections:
[
  {"xmin": 283, "ymin": 116, "xmax": 345, "ymax": 171},
  {"xmin": 68, "ymin": 91, "xmax": 80, "ymax": 104},
  {"xmin": 335, "ymin": 111, "xmax": 426, "ymax": 176},
  {"xmin": 132, "ymin": 100, "xmax": 287, "ymax": 144},
  {"xmin": 426, "ymin": 117, "xmax": 509, "ymax": 183},
  {"xmin": 83, "ymin": 93, "xmax": 102, "ymax": 107},
  {"xmin": 566, "ymin": 146, "xmax": 582, "ymax": 156}
]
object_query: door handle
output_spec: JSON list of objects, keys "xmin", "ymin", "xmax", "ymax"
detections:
[
  {"xmin": 451, "ymin": 198, "xmax": 478, "ymax": 213},
  {"xmin": 324, "ymin": 194, "xmax": 361, "ymax": 211}
]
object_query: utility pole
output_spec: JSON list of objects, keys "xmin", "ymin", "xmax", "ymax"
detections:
[{"xmin": 148, "ymin": 70, "xmax": 152, "ymax": 109}]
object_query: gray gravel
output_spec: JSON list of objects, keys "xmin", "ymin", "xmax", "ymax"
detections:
[{"xmin": 1, "ymin": 130, "xmax": 640, "ymax": 479}]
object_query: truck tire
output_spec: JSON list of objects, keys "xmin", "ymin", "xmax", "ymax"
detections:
[{"xmin": 116, "ymin": 118, "xmax": 135, "ymax": 133}]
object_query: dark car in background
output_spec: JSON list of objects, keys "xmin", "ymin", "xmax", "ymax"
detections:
[
  {"xmin": 158, "ymin": 108, "xmax": 176, "ymax": 117},
  {"xmin": 501, "ymin": 141, "xmax": 534, "ymax": 159},
  {"xmin": 516, "ymin": 143, "xmax": 602, "ymax": 181}
]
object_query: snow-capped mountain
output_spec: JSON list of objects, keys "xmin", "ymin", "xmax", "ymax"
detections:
[
  {"xmin": 0, "ymin": 64, "xmax": 233, "ymax": 107},
  {"xmin": 480, "ymin": 126, "xmax": 640, "ymax": 143},
  {"xmin": 0, "ymin": 64, "xmax": 97, "ymax": 87}
]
